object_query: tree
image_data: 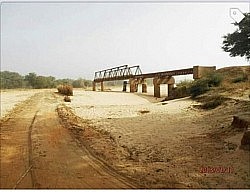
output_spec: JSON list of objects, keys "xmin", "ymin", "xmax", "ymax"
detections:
[
  {"xmin": 24, "ymin": 73, "xmax": 56, "ymax": 88},
  {"xmin": 0, "ymin": 71, "xmax": 24, "ymax": 89},
  {"xmin": 222, "ymin": 13, "xmax": 250, "ymax": 61},
  {"xmin": 72, "ymin": 78, "xmax": 85, "ymax": 88},
  {"xmin": 72, "ymin": 78, "xmax": 92, "ymax": 88},
  {"xmin": 25, "ymin": 73, "xmax": 37, "ymax": 88},
  {"xmin": 55, "ymin": 78, "xmax": 74, "ymax": 86},
  {"xmin": 46, "ymin": 76, "xmax": 56, "ymax": 88},
  {"xmin": 33, "ymin": 76, "xmax": 48, "ymax": 89}
]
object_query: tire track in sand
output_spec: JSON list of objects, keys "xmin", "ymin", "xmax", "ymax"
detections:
[
  {"xmin": 12, "ymin": 110, "xmax": 39, "ymax": 189},
  {"xmin": 1, "ymin": 91, "xmax": 135, "ymax": 189}
]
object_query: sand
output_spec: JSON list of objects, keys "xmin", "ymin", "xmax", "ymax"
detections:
[
  {"xmin": 64, "ymin": 88, "xmax": 250, "ymax": 188},
  {"xmin": 1, "ymin": 88, "xmax": 249, "ymax": 188},
  {"xmin": 66, "ymin": 89, "xmax": 196, "ymax": 119},
  {"xmin": 0, "ymin": 89, "xmax": 44, "ymax": 118}
]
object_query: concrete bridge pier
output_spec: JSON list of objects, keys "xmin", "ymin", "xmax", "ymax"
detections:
[
  {"xmin": 92, "ymin": 82, "xmax": 96, "ymax": 91},
  {"xmin": 136, "ymin": 78, "xmax": 147, "ymax": 93},
  {"xmin": 153, "ymin": 76, "xmax": 175, "ymax": 98},
  {"xmin": 141, "ymin": 79, "xmax": 147, "ymax": 93},
  {"xmin": 129, "ymin": 78, "xmax": 138, "ymax": 93},
  {"xmin": 168, "ymin": 84, "xmax": 174, "ymax": 98},
  {"xmin": 142, "ymin": 83, "xmax": 147, "ymax": 93},
  {"xmin": 92, "ymin": 81, "xmax": 104, "ymax": 91},
  {"xmin": 153, "ymin": 82, "xmax": 161, "ymax": 98},
  {"xmin": 130, "ymin": 78, "xmax": 147, "ymax": 93},
  {"xmin": 100, "ymin": 81, "xmax": 104, "ymax": 91}
]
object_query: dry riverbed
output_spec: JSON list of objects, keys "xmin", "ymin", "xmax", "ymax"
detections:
[
  {"xmin": 64, "ymin": 89, "xmax": 250, "ymax": 188},
  {"xmin": 1, "ymin": 89, "xmax": 44, "ymax": 118},
  {"xmin": 1, "ymin": 88, "xmax": 250, "ymax": 189}
]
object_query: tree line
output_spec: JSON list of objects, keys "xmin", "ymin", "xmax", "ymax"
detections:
[{"xmin": 0, "ymin": 71, "xmax": 92, "ymax": 89}]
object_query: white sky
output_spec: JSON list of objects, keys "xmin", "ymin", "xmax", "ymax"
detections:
[{"xmin": 1, "ymin": 1, "xmax": 249, "ymax": 80}]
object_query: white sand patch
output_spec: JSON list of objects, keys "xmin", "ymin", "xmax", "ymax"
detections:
[
  {"xmin": 66, "ymin": 90, "xmax": 196, "ymax": 119},
  {"xmin": 1, "ymin": 89, "xmax": 44, "ymax": 118},
  {"xmin": 70, "ymin": 90, "xmax": 150, "ymax": 106}
]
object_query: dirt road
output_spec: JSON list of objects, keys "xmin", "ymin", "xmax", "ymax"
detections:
[{"xmin": 0, "ymin": 91, "xmax": 135, "ymax": 189}]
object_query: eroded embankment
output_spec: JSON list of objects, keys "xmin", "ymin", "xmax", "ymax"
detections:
[
  {"xmin": 56, "ymin": 104, "xmax": 141, "ymax": 187},
  {"xmin": 56, "ymin": 97, "xmax": 250, "ymax": 189},
  {"xmin": 56, "ymin": 103, "xmax": 198, "ymax": 188}
]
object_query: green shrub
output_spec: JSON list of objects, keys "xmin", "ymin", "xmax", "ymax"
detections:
[
  {"xmin": 190, "ymin": 73, "xmax": 223, "ymax": 98},
  {"xmin": 176, "ymin": 80, "xmax": 193, "ymax": 88},
  {"xmin": 164, "ymin": 80, "xmax": 193, "ymax": 100},
  {"xmin": 57, "ymin": 84, "xmax": 73, "ymax": 96},
  {"xmin": 201, "ymin": 95, "xmax": 226, "ymax": 109},
  {"xmin": 206, "ymin": 73, "xmax": 223, "ymax": 87},
  {"xmin": 171, "ymin": 86, "xmax": 190, "ymax": 99},
  {"xmin": 232, "ymin": 74, "xmax": 248, "ymax": 83},
  {"xmin": 190, "ymin": 79, "xmax": 209, "ymax": 98}
]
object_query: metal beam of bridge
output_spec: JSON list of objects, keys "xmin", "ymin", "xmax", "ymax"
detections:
[
  {"xmin": 94, "ymin": 65, "xmax": 193, "ymax": 82},
  {"xmin": 94, "ymin": 65, "xmax": 142, "ymax": 82},
  {"xmin": 135, "ymin": 68, "xmax": 193, "ymax": 79}
]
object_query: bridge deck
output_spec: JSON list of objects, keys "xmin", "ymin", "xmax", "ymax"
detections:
[{"xmin": 94, "ymin": 67, "xmax": 193, "ymax": 82}]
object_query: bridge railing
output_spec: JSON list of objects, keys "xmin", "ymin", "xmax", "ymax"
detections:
[
  {"xmin": 94, "ymin": 65, "xmax": 142, "ymax": 82},
  {"xmin": 135, "ymin": 68, "xmax": 193, "ymax": 79}
]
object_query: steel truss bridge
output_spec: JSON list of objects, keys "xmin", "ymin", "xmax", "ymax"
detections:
[
  {"xmin": 94, "ymin": 65, "xmax": 193, "ymax": 83},
  {"xmin": 93, "ymin": 64, "xmax": 216, "ymax": 98}
]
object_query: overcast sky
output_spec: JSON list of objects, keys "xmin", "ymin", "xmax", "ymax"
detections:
[{"xmin": 1, "ymin": 1, "xmax": 249, "ymax": 80}]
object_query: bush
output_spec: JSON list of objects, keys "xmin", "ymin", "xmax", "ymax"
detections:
[
  {"xmin": 164, "ymin": 80, "xmax": 193, "ymax": 100},
  {"xmin": 190, "ymin": 73, "xmax": 223, "ymax": 98},
  {"xmin": 57, "ymin": 84, "xmax": 73, "ymax": 96},
  {"xmin": 206, "ymin": 73, "xmax": 223, "ymax": 87},
  {"xmin": 171, "ymin": 86, "xmax": 190, "ymax": 99},
  {"xmin": 201, "ymin": 95, "xmax": 226, "ymax": 109},
  {"xmin": 232, "ymin": 74, "xmax": 248, "ymax": 83},
  {"xmin": 176, "ymin": 79, "xmax": 193, "ymax": 88},
  {"xmin": 190, "ymin": 79, "xmax": 210, "ymax": 98}
]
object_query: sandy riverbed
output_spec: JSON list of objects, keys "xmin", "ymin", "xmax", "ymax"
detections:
[
  {"xmin": 66, "ymin": 89, "xmax": 196, "ymax": 119},
  {"xmin": 0, "ymin": 89, "xmax": 44, "ymax": 118},
  {"xmin": 64, "ymin": 88, "xmax": 249, "ymax": 188},
  {"xmin": 1, "ymin": 88, "xmax": 249, "ymax": 188}
]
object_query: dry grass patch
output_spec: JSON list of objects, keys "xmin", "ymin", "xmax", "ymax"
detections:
[
  {"xmin": 201, "ymin": 95, "xmax": 226, "ymax": 109},
  {"xmin": 194, "ymin": 94, "xmax": 228, "ymax": 110},
  {"xmin": 57, "ymin": 84, "xmax": 73, "ymax": 96}
]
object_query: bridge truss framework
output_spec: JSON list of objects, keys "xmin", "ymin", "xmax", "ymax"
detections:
[{"xmin": 93, "ymin": 65, "xmax": 216, "ymax": 98}]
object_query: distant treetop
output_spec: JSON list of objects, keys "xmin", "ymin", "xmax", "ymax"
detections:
[{"xmin": 222, "ymin": 13, "xmax": 250, "ymax": 61}]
